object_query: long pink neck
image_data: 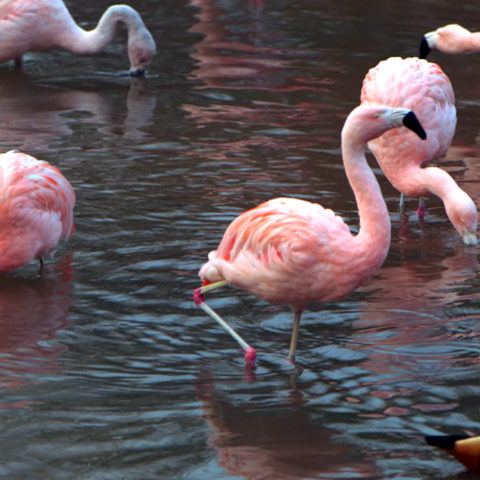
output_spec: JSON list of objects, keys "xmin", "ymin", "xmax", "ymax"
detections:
[
  {"xmin": 414, "ymin": 166, "xmax": 460, "ymax": 198},
  {"xmin": 56, "ymin": 5, "xmax": 146, "ymax": 55},
  {"xmin": 342, "ymin": 139, "xmax": 391, "ymax": 267}
]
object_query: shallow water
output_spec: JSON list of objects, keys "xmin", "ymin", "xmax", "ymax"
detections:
[{"xmin": 1, "ymin": 0, "xmax": 480, "ymax": 478}]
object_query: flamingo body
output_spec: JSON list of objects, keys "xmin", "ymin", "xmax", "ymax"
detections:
[
  {"xmin": 421, "ymin": 24, "xmax": 480, "ymax": 58},
  {"xmin": 0, "ymin": 150, "xmax": 75, "ymax": 272},
  {"xmin": 200, "ymin": 196, "xmax": 386, "ymax": 310},
  {"xmin": 196, "ymin": 105, "xmax": 427, "ymax": 365},
  {"xmin": 361, "ymin": 57, "xmax": 478, "ymax": 245},
  {"xmin": 0, "ymin": 1, "xmax": 155, "ymax": 75}
]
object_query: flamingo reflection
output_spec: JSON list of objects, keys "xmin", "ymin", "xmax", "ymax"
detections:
[
  {"xmin": 0, "ymin": 257, "xmax": 73, "ymax": 399},
  {"xmin": 184, "ymin": 0, "xmax": 342, "ymax": 207},
  {"xmin": 196, "ymin": 377, "xmax": 379, "ymax": 479},
  {"xmin": 0, "ymin": 70, "xmax": 155, "ymax": 152}
]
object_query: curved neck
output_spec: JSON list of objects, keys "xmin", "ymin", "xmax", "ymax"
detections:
[
  {"xmin": 57, "ymin": 5, "xmax": 145, "ymax": 55},
  {"xmin": 416, "ymin": 166, "xmax": 460, "ymax": 198},
  {"xmin": 342, "ymin": 139, "xmax": 391, "ymax": 259}
]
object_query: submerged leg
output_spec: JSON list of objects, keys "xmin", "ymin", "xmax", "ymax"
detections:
[
  {"xmin": 38, "ymin": 257, "xmax": 44, "ymax": 277},
  {"xmin": 416, "ymin": 197, "xmax": 426, "ymax": 218},
  {"xmin": 288, "ymin": 310, "xmax": 302, "ymax": 363},
  {"xmin": 399, "ymin": 193, "xmax": 405, "ymax": 215},
  {"xmin": 193, "ymin": 281, "xmax": 256, "ymax": 368}
]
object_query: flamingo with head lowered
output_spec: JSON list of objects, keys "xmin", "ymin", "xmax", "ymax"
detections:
[
  {"xmin": 0, "ymin": 1, "xmax": 156, "ymax": 76},
  {"xmin": 0, "ymin": 150, "xmax": 75, "ymax": 274},
  {"xmin": 361, "ymin": 56, "xmax": 478, "ymax": 246},
  {"xmin": 194, "ymin": 104, "xmax": 427, "ymax": 368}
]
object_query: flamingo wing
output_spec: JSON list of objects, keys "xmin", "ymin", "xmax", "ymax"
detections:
[{"xmin": 200, "ymin": 197, "xmax": 352, "ymax": 306}]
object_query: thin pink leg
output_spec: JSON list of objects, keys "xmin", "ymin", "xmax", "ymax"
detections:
[
  {"xmin": 416, "ymin": 197, "xmax": 425, "ymax": 218},
  {"xmin": 194, "ymin": 282, "xmax": 257, "ymax": 368}
]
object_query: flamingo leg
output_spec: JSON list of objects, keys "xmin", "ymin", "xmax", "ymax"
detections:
[
  {"xmin": 288, "ymin": 310, "xmax": 302, "ymax": 363},
  {"xmin": 398, "ymin": 193, "xmax": 405, "ymax": 214},
  {"xmin": 38, "ymin": 257, "xmax": 44, "ymax": 277},
  {"xmin": 417, "ymin": 197, "xmax": 426, "ymax": 218},
  {"xmin": 193, "ymin": 281, "xmax": 257, "ymax": 368}
]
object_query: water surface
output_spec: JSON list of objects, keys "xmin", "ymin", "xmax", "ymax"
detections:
[{"xmin": 1, "ymin": 0, "xmax": 480, "ymax": 478}]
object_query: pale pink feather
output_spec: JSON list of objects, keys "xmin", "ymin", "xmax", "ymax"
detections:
[
  {"xmin": 0, "ymin": 150, "xmax": 75, "ymax": 272},
  {"xmin": 0, "ymin": 0, "xmax": 155, "ymax": 73},
  {"xmin": 361, "ymin": 57, "xmax": 478, "ymax": 244}
]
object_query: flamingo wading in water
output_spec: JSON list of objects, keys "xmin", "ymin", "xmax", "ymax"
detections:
[
  {"xmin": 0, "ymin": 1, "xmax": 156, "ymax": 76},
  {"xmin": 194, "ymin": 105, "xmax": 427, "ymax": 368},
  {"xmin": 0, "ymin": 150, "xmax": 75, "ymax": 273},
  {"xmin": 420, "ymin": 24, "xmax": 480, "ymax": 59},
  {"xmin": 361, "ymin": 57, "xmax": 478, "ymax": 245}
]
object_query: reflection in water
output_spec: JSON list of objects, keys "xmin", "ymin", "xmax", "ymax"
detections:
[
  {"xmin": 0, "ymin": 257, "xmax": 73, "ymax": 398},
  {"xmin": 345, "ymin": 247, "xmax": 480, "ymax": 415},
  {"xmin": 188, "ymin": 0, "xmax": 284, "ymax": 89},
  {"xmin": 196, "ymin": 377, "xmax": 379, "ymax": 479},
  {"xmin": 0, "ymin": 70, "xmax": 155, "ymax": 152},
  {"xmin": 184, "ymin": 0, "xmax": 341, "ymax": 208}
]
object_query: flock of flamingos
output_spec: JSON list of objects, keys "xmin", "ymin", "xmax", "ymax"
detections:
[{"xmin": 2, "ymin": 1, "xmax": 480, "ymax": 474}]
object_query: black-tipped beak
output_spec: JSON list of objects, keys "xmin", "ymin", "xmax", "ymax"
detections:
[
  {"xmin": 419, "ymin": 36, "xmax": 431, "ymax": 59},
  {"xmin": 403, "ymin": 111, "xmax": 427, "ymax": 140},
  {"xmin": 425, "ymin": 435, "xmax": 469, "ymax": 450},
  {"xmin": 129, "ymin": 68, "xmax": 146, "ymax": 77}
]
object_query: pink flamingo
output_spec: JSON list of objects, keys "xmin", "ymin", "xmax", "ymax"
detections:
[
  {"xmin": 0, "ymin": 150, "xmax": 75, "ymax": 273},
  {"xmin": 361, "ymin": 57, "xmax": 478, "ymax": 246},
  {"xmin": 420, "ymin": 24, "xmax": 480, "ymax": 59},
  {"xmin": 0, "ymin": 1, "xmax": 156, "ymax": 76},
  {"xmin": 194, "ymin": 105, "xmax": 426, "ymax": 368}
]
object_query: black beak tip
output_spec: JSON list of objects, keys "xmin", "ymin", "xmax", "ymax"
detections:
[
  {"xmin": 425, "ymin": 435, "xmax": 469, "ymax": 450},
  {"xmin": 403, "ymin": 111, "xmax": 427, "ymax": 140},
  {"xmin": 419, "ymin": 36, "xmax": 431, "ymax": 59},
  {"xmin": 129, "ymin": 68, "xmax": 146, "ymax": 77}
]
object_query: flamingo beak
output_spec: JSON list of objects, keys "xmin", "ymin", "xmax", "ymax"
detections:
[
  {"xmin": 129, "ymin": 67, "xmax": 146, "ymax": 77},
  {"xmin": 419, "ymin": 36, "xmax": 431, "ymax": 59},
  {"xmin": 462, "ymin": 230, "xmax": 478, "ymax": 247},
  {"xmin": 402, "ymin": 111, "xmax": 427, "ymax": 140}
]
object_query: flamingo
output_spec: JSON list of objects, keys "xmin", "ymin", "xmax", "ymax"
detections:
[
  {"xmin": 361, "ymin": 57, "xmax": 478, "ymax": 246},
  {"xmin": 0, "ymin": 1, "xmax": 156, "ymax": 76},
  {"xmin": 420, "ymin": 24, "xmax": 480, "ymax": 59},
  {"xmin": 193, "ymin": 105, "xmax": 427, "ymax": 368},
  {"xmin": 426, "ymin": 434, "xmax": 480, "ymax": 474},
  {"xmin": 0, "ymin": 150, "xmax": 75, "ymax": 273}
]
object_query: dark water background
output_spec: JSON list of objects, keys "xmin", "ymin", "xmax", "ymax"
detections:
[{"xmin": 1, "ymin": 0, "xmax": 480, "ymax": 478}]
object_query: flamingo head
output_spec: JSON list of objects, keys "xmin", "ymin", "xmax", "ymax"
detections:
[
  {"xmin": 128, "ymin": 29, "xmax": 156, "ymax": 76},
  {"xmin": 420, "ymin": 24, "xmax": 474, "ymax": 58},
  {"xmin": 445, "ymin": 191, "xmax": 478, "ymax": 246}
]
